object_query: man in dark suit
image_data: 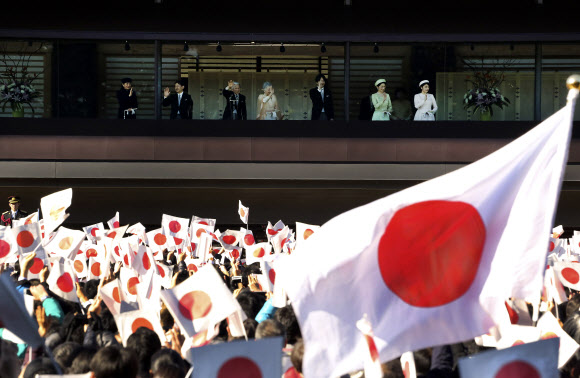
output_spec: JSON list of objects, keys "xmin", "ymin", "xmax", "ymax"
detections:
[
  {"xmin": 1, "ymin": 196, "xmax": 28, "ymax": 226},
  {"xmin": 309, "ymin": 73, "xmax": 334, "ymax": 120},
  {"xmin": 162, "ymin": 79, "xmax": 193, "ymax": 119},
  {"xmin": 116, "ymin": 77, "xmax": 138, "ymax": 119},
  {"xmin": 222, "ymin": 80, "xmax": 247, "ymax": 120}
]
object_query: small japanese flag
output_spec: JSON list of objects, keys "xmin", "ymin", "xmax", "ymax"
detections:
[
  {"xmin": 458, "ymin": 338, "xmax": 559, "ymax": 378},
  {"xmin": 44, "ymin": 226, "xmax": 85, "ymax": 260},
  {"xmin": 270, "ymin": 226, "xmax": 290, "ymax": 255},
  {"xmin": 537, "ymin": 311, "xmax": 580, "ymax": 368},
  {"xmin": 88, "ymin": 257, "xmax": 106, "ymax": 280},
  {"xmin": 238, "ymin": 201, "xmax": 249, "ymax": 224},
  {"xmin": 245, "ymin": 243, "xmax": 272, "ymax": 266},
  {"xmin": 553, "ymin": 261, "xmax": 580, "ymax": 291},
  {"xmin": 119, "ymin": 267, "xmax": 141, "ymax": 303},
  {"xmin": 47, "ymin": 260, "xmax": 79, "ymax": 303},
  {"xmin": 12, "ymin": 211, "xmax": 40, "ymax": 228},
  {"xmin": 11, "ymin": 223, "xmax": 42, "ymax": 255},
  {"xmin": 107, "ymin": 212, "xmax": 120, "ymax": 230},
  {"xmin": 115, "ymin": 309, "xmax": 166, "ymax": 346},
  {"xmin": 295, "ymin": 222, "xmax": 320, "ymax": 248},
  {"xmin": 259, "ymin": 260, "xmax": 276, "ymax": 292},
  {"xmin": 83, "ymin": 222, "xmax": 105, "ymax": 242},
  {"xmin": 147, "ymin": 228, "xmax": 172, "ymax": 254},
  {"xmin": 504, "ymin": 299, "xmax": 533, "ymax": 326},
  {"xmin": 553, "ymin": 225, "xmax": 564, "ymax": 238},
  {"xmin": 217, "ymin": 230, "xmax": 243, "ymax": 249},
  {"xmin": 0, "ymin": 226, "xmax": 18, "ymax": 264},
  {"xmin": 400, "ymin": 352, "xmax": 417, "ymax": 378},
  {"xmin": 190, "ymin": 222, "xmax": 215, "ymax": 243},
  {"xmin": 240, "ymin": 228, "xmax": 255, "ymax": 249},
  {"xmin": 187, "ymin": 337, "xmax": 283, "ymax": 377},
  {"xmin": 20, "ymin": 246, "xmax": 47, "ymax": 280},
  {"xmin": 184, "ymin": 257, "xmax": 203, "ymax": 273},
  {"xmin": 100, "ymin": 279, "xmax": 126, "ymax": 316},
  {"xmin": 266, "ymin": 220, "xmax": 285, "ymax": 242},
  {"xmin": 127, "ymin": 223, "xmax": 147, "ymax": 244},
  {"xmin": 356, "ymin": 315, "xmax": 382, "ymax": 378},
  {"xmin": 40, "ymin": 188, "xmax": 72, "ymax": 235},
  {"xmin": 106, "ymin": 225, "xmax": 128, "ymax": 241},
  {"xmin": 162, "ymin": 214, "xmax": 189, "ymax": 246},
  {"xmin": 155, "ymin": 262, "xmax": 174, "ymax": 289},
  {"xmin": 160, "ymin": 265, "xmax": 241, "ymax": 338},
  {"xmin": 72, "ymin": 254, "xmax": 88, "ymax": 279},
  {"xmin": 224, "ymin": 247, "xmax": 242, "ymax": 263}
]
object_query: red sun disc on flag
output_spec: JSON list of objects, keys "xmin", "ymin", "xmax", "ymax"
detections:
[
  {"xmin": 191, "ymin": 329, "xmax": 211, "ymax": 348},
  {"xmin": 30, "ymin": 258, "xmax": 44, "ymax": 274},
  {"xmin": 267, "ymin": 228, "xmax": 278, "ymax": 236},
  {"xmin": 0, "ymin": 240, "xmax": 10, "ymax": 258},
  {"xmin": 303, "ymin": 229, "xmax": 314, "ymax": 240},
  {"xmin": 24, "ymin": 218, "xmax": 33, "ymax": 225},
  {"xmin": 124, "ymin": 255, "xmax": 129, "ymax": 266},
  {"xmin": 16, "ymin": 231, "xmax": 35, "ymax": 248},
  {"xmin": 512, "ymin": 340, "xmax": 525, "ymax": 346},
  {"xmin": 91, "ymin": 262, "xmax": 101, "ymax": 277},
  {"xmin": 157, "ymin": 264, "xmax": 165, "ymax": 278},
  {"xmin": 562, "ymin": 267, "xmax": 580, "ymax": 284},
  {"xmin": 131, "ymin": 317, "xmax": 154, "ymax": 333},
  {"xmin": 244, "ymin": 234, "xmax": 255, "ymax": 246},
  {"xmin": 196, "ymin": 228, "xmax": 207, "ymax": 238},
  {"xmin": 169, "ymin": 221, "xmax": 181, "ymax": 233},
  {"xmin": 253, "ymin": 247, "xmax": 265, "ymax": 258},
  {"xmin": 549, "ymin": 241, "xmax": 555, "ymax": 252},
  {"xmin": 57, "ymin": 272, "xmax": 74, "ymax": 293},
  {"xmin": 217, "ymin": 357, "xmax": 262, "ymax": 378},
  {"xmin": 187, "ymin": 264, "xmax": 198, "ymax": 273},
  {"xmin": 112, "ymin": 287, "xmax": 121, "ymax": 303},
  {"xmin": 494, "ymin": 360, "xmax": 540, "ymax": 378},
  {"xmin": 154, "ymin": 233, "xmax": 167, "ymax": 246},
  {"xmin": 114, "ymin": 246, "xmax": 120, "ymax": 256},
  {"xmin": 223, "ymin": 235, "xmax": 236, "ymax": 245},
  {"xmin": 231, "ymin": 249, "xmax": 240, "ymax": 260},
  {"xmin": 364, "ymin": 334, "xmax": 380, "ymax": 362},
  {"xmin": 541, "ymin": 332, "xmax": 558, "ymax": 340},
  {"xmin": 178, "ymin": 291, "xmax": 212, "ymax": 320},
  {"xmin": 58, "ymin": 236, "xmax": 74, "ymax": 250},
  {"xmin": 90, "ymin": 228, "xmax": 98, "ymax": 237},
  {"xmin": 86, "ymin": 248, "xmax": 98, "ymax": 258},
  {"xmin": 378, "ymin": 200, "xmax": 486, "ymax": 308},
  {"xmin": 190, "ymin": 242, "xmax": 197, "ymax": 251},
  {"xmin": 107, "ymin": 231, "xmax": 117, "ymax": 239},
  {"xmin": 240, "ymin": 208, "xmax": 245, "ymax": 218},
  {"xmin": 198, "ymin": 221, "xmax": 208, "ymax": 226},
  {"xmin": 142, "ymin": 253, "xmax": 151, "ymax": 270},
  {"xmin": 269, "ymin": 269, "xmax": 276, "ymax": 284},
  {"xmin": 173, "ymin": 237, "xmax": 183, "ymax": 246},
  {"xmin": 403, "ymin": 361, "xmax": 410, "ymax": 378},
  {"xmin": 73, "ymin": 260, "xmax": 84, "ymax": 273},
  {"xmin": 505, "ymin": 301, "xmax": 519, "ymax": 324},
  {"xmin": 127, "ymin": 277, "xmax": 140, "ymax": 295}
]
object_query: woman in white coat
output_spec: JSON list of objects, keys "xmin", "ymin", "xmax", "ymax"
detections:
[{"xmin": 414, "ymin": 80, "xmax": 438, "ymax": 121}]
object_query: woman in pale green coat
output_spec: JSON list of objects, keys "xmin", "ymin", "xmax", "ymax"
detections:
[{"xmin": 371, "ymin": 79, "xmax": 393, "ymax": 121}]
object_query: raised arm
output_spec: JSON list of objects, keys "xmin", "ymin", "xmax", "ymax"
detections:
[{"xmin": 414, "ymin": 94, "xmax": 427, "ymax": 109}]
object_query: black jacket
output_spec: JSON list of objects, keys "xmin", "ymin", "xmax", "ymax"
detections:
[
  {"xmin": 309, "ymin": 87, "xmax": 335, "ymax": 120},
  {"xmin": 162, "ymin": 92, "xmax": 193, "ymax": 120},
  {"xmin": 116, "ymin": 88, "xmax": 138, "ymax": 119},
  {"xmin": 222, "ymin": 89, "xmax": 247, "ymax": 120},
  {"xmin": 1, "ymin": 209, "xmax": 28, "ymax": 226}
]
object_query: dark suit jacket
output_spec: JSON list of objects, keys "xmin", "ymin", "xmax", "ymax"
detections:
[
  {"xmin": 162, "ymin": 92, "xmax": 193, "ymax": 119},
  {"xmin": 1, "ymin": 209, "xmax": 28, "ymax": 226},
  {"xmin": 222, "ymin": 89, "xmax": 247, "ymax": 120},
  {"xmin": 116, "ymin": 88, "xmax": 138, "ymax": 119},
  {"xmin": 309, "ymin": 87, "xmax": 335, "ymax": 120}
]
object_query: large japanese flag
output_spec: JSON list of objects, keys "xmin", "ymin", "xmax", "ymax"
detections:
[
  {"xmin": 162, "ymin": 214, "xmax": 189, "ymax": 246},
  {"xmin": 44, "ymin": 226, "xmax": 85, "ymax": 260},
  {"xmin": 40, "ymin": 188, "xmax": 72, "ymax": 235},
  {"xmin": 11, "ymin": 222, "xmax": 42, "ymax": 255},
  {"xmin": 458, "ymin": 338, "xmax": 559, "ymax": 378},
  {"xmin": 47, "ymin": 260, "xmax": 79, "ymax": 303},
  {"xmin": 279, "ymin": 97, "xmax": 577, "ymax": 377},
  {"xmin": 187, "ymin": 337, "xmax": 283, "ymax": 378},
  {"xmin": 160, "ymin": 265, "xmax": 241, "ymax": 338},
  {"xmin": 238, "ymin": 200, "xmax": 249, "ymax": 224},
  {"xmin": 0, "ymin": 226, "xmax": 18, "ymax": 264},
  {"xmin": 107, "ymin": 211, "xmax": 120, "ymax": 230}
]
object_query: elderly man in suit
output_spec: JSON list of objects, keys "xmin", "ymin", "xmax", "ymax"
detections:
[
  {"xmin": 1, "ymin": 196, "xmax": 28, "ymax": 226},
  {"xmin": 222, "ymin": 80, "xmax": 247, "ymax": 120},
  {"xmin": 309, "ymin": 73, "xmax": 334, "ymax": 121},
  {"xmin": 163, "ymin": 79, "xmax": 193, "ymax": 119}
]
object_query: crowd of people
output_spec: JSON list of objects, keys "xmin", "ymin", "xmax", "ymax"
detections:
[
  {"xmin": 3, "ymin": 192, "xmax": 580, "ymax": 378},
  {"xmin": 116, "ymin": 75, "xmax": 438, "ymax": 122}
]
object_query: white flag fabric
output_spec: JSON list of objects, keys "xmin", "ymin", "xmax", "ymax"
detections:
[
  {"xmin": 72, "ymin": 254, "xmax": 88, "ymax": 279},
  {"xmin": 458, "ymin": 338, "xmax": 559, "ymax": 378},
  {"xmin": 155, "ymin": 262, "xmax": 174, "ymax": 289},
  {"xmin": 217, "ymin": 229, "xmax": 243, "ymax": 249},
  {"xmin": 12, "ymin": 211, "xmax": 39, "ymax": 228},
  {"xmin": 160, "ymin": 265, "xmax": 240, "ymax": 338},
  {"xmin": 537, "ymin": 311, "xmax": 580, "ymax": 368},
  {"xmin": 107, "ymin": 211, "xmax": 120, "ymax": 230},
  {"xmin": 496, "ymin": 325, "xmax": 541, "ymax": 350},
  {"xmin": 44, "ymin": 226, "xmax": 85, "ymax": 260},
  {"xmin": 0, "ymin": 226, "xmax": 18, "ymax": 264},
  {"xmin": 127, "ymin": 222, "xmax": 147, "ymax": 243},
  {"xmin": 40, "ymin": 188, "xmax": 72, "ymax": 235},
  {"xmin": 280, "ymin": 100, "xmax": 576, "ymax": 377},
  {"xmin": 187, "ymin": 337, "xmax": 283, "ymax": 378},
  {"xmin": 0, "ymin": 273, "xmax": 43, "ymax": 347},
  {"xmin": 266, "ymin": 220, "xmax": 285, "ymax": 242},
  {"xmin": 295, "ymin": 222, "xmax": 320, "ymax": 248},
  {"xmin": 83, "ymin": 222, "xmax": 105, "ymax": 242},
  {"xmin": 105, "ymin": 225, "xmax": 128, "ymax": 241},
  {"xmin": 270, "ymin": 226, "xmax": 290, "ymax": 255},
  {"xmin": 20, "ymin": 247, "xmax": 47, "ymax": 280},
  {"xmin": 238, "ymin": 200, "xmax": 249, "ymax": 224},
  {"xmin": 245, "ymin": 242, "xmax": 272, "ymax": 266}
]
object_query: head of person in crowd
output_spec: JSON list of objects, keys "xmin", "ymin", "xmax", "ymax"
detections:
[
  {"xmin": 83, "ymin": 279, "xmax": 101, "ymax": 300},
  {"xmin": 419, "ymin": 80, "xmax": 430, "ymax": 94},
  {"xmin": 23, "ymin": 358, "xmax": 58, "ymax": 378},
  {"xmin": 90, "ymin": 346, "xmax": 138, "ymax": 378},
  {"xmin": 7, "ymin": 196, "xmax": 20, "ymax": 212},
  {"xmin": 232, "ymin": 82, "xmax": 241, "ymax": 95},
  {"xmin": 262, "ymin": 81, "xmax": 273, "ymax": 96},
  {"xmin": 291, "ymin": 338, "xmax": 304, "ymax": 375},
  {"xmin": 59, "ymin": 312, "xmax": 89, "ymax": 344},
  {"xmin": 255, "ymin": 319, "xmax": 286, "ymax": 341},
  {"xmin": 243, "ymin": 318, "xmax": 258, "ymax": 339},
  {"xmin": 150, "ymin": 348, "xmax": 188, "ymax": 378},
  {"xmin": 53, "ymin": 341, "xmax": 83, "ymax": 371},
  {"xmin": 0, "ymin": 340, "xmax": 20, "ymax": 378},
  {"xmin": 160, "ymin": 305, "xmax": 175, "ymax": 332},
  {"xmin": 174, "ymin": 80, "xmax": 186, "ymax": 94},
  {"xmin": 375, "ymin": 79, "xmax": 387, "ymax": 94},
  {"xmin": 126, "ymin": 327, "xmax": 162, "ymax": 378},
  {"xmin": 174, "ymin": 270, "xmax": 189, "ymax": 287},
  {"xmin": 274, "ymin": 305, "xmax": 301, "ymax": 346},
  {"xmin": 236, "ymin": 289, "xmax": 266, "ymax": 319},
  {"xmin": 68, "ymin": 346, "xmax": 98, "ymax": 374},
  {"xmin": 121, "ymin": 78, "xmax": 132, "ymax": 90},
  {"xmin": 315, "ymin": 74, "xmax": 326, "ymax": 89}
]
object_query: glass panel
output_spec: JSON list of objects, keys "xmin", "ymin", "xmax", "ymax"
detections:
[{"xmin": 542, "ymin": 43, "xmax": 580, "ymax": 121}]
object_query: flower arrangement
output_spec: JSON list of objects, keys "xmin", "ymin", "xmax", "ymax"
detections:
[
  {"xmin": 0, "ymin": 44, "xmax": 43, "ymax": 116},
  {"xmin": 463, "ymin": 71, "xmax": 510, "ymax": 116}
]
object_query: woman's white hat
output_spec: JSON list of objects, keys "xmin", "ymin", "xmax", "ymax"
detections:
[
  {"xmin": 419, "ymin": 80, "xmax": 429, "ymax": 87},
  {"xmin": 375, "ymin": 79, "xmax": 386, "ymax": 87}
]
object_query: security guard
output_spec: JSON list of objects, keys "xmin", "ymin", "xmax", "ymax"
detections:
[{"xmin": 1, "ymin": 196, "xmax": 28, "ymax": 226}]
